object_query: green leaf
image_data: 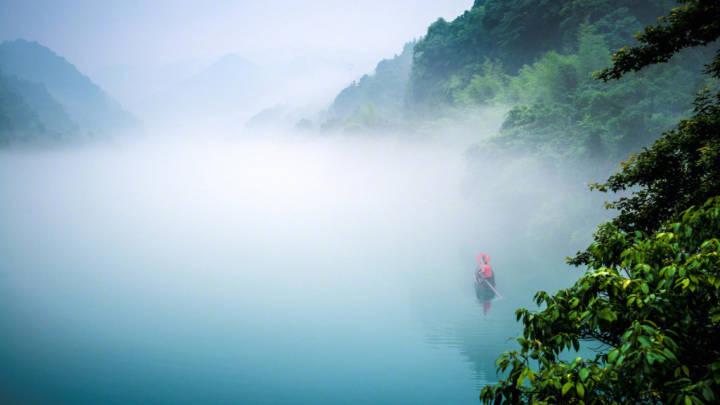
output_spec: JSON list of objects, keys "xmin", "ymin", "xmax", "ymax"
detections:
[
  {"xmin": 562, "ymin": 382, "xmax": 574, "ymax": 396},
  {"xmin": 702, "ymin": 385, "xmax": 715, "ymax": 401},
  {"xmin": 608, "ymin": 349, "xmax": 619, "ymax": 363},
  {"xmin": 638, "ymin": 336, "xmax": 651, "ymax": 348},
  {"xmin": 598, "ymin": 308, "xmax": 617, "ymax": 322},
  {"xmin": 576, "ymin": 382, "xmax": 585, "ymax": 398},
  {"xmin": 516, "ymin": 367, "xmax": 529, "ymax": 386},
  {"xmin": 579, "ymin": 368, "xmax": 590, "ymax": 382}
]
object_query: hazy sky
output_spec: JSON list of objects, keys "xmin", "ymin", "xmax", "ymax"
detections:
[{"xmin": 0, "ymin": 0, "xmax": 472, "ymax": 72}]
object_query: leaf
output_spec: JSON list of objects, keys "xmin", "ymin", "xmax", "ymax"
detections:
[
  {"xmin": 641, "ymin": 283, "xmax": 650, "ymax": 294},
  {"xmin": 598, "ymin": 308, "xmax": 617, "ymax": 322},
  {"xmin": 663, "ymin": 348, "xmax": 678, "ymax": 361},
  {"xmin": 562, "ymin": 382, "xmax": 574, "ymax": 396},
  {"xmin": 608, "ymin": 349, "xmax": 619, "ymax": 363},
  {"xmin": 702, "ymin": 385, "xmax": 715, "ymax": 401},
  {"xmin": 579, "ymin": 368, "xmax": 590, "ymax": 382},
  {"xmin": 576, "ymin": 382, "xmax": 585, "ymax": 398}
]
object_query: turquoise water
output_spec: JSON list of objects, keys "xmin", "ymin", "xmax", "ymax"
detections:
[{"xmin": 0, "ymin": 137, "xmax": 580, "ymax": 404}]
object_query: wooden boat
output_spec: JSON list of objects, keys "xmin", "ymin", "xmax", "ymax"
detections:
[{"xmin": 474, "ymin": 275, "xmax": 496, "ymax": 301}]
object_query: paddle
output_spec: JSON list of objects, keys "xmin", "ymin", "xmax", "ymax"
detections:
[{"xmin": 480, "ymin": 278, "xmax": 503, "ymax": 299}]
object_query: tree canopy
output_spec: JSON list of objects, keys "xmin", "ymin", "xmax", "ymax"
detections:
[
  {"xmin": 481, "ymin": 1, "xmax": 720, "ymax": 403},
  {"xmin": 481, "ymin": 198, "xmax": 720, "ymax": 404}
]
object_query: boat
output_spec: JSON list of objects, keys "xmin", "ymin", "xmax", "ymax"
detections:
[{"xmin": 474, "ymin": 275, "xmax": 497, "ymax": 301}]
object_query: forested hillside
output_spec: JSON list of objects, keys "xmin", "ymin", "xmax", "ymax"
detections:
[
  {"xmin": 0, "ymin": 39, "xmax": 136, "ymax": 144},
  {"xmin": 0, "ymin": 70, "xmax": 45, "ymax": 144},
  {"xmin": 410, "ymin": 0, "xmax": 675, "ymax": 107},
  {"xmin": 411, "ymin": 0, "xmax": 716, "ymax": 160},
  {"xmin": 327, "ymin": 0, "xmax": 717, "ymax": 163},
  {"xmin": 324, "ymin": 41, "xmax": 414, "ymax": 131}
]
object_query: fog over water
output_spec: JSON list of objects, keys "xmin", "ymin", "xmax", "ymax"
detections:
[
  {"xmin": 0, "ymin": 123, "xmax": 599, "ymax": 403},
  {"xmin": 0, "ymin": 1, "xmax": 610, "ymax": 402}
]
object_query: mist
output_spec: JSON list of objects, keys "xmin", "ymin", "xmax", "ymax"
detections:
[
  {"xmin": 0, "ymin": 116, "xmax": 607, "ymax": 402},
  {"xmin": 0, "ymin": 1, "xmax": 622, "ymax": 403}
]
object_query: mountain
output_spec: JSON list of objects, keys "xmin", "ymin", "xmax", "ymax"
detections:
[
  {"xmin": 0, "ymin": 39, "xmax": 136, "ymax": 135},
  {"xmin": 410, "ymin": 0, "xmax": 716, "ymax": 158},
  {"xmin": 409, "ymin": 0, "xmax": 675, "ymax": 110},
  {"xmin": 0, "ymin": 70, "xmax": 44, "ymax": 144},
  {"xmin": 321, "ymin": 0, "xmax": 714, "ymax": 161},
  {"xmin": 330, "ymin": 41, "xmax": 414, "ymax": 120},
  {"xmin": 149, "ymin": 53, "xmax": 268, "ymax": 125},
  {"xmin": 2, "ymin": 71, "xmax": 76, "ymax": 134},
  {"xmin": 244, "ymin": 104, "xmax": 321, "ymax": 132},
  {"xmin": 0, "ymin": 67, "xmax": 83, "ymax": 144}
]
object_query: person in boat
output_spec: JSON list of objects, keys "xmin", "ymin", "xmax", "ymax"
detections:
[
  {"xmin": 475, "ymin": 253, "xmax": 497, "ymax": 311},
  {"xmin": 475, "ymin": 253, "xmax": 495, "ymax": 286}
]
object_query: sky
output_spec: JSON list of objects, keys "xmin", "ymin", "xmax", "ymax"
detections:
[{"xmin": 0, "ymin": 0, "xmax": 472, "ymax": 73}]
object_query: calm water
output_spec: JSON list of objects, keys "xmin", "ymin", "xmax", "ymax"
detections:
[{"xmin": 0, "ymin": 135, "xmax": 580, "ymax": 404}]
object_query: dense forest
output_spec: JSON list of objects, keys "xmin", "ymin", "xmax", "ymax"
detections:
[{"xmin": 327, "ymin": 0, "xmax": 716, "ymax": 164}]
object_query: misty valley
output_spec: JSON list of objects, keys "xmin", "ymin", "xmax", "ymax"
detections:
[{"xmin": 1, "ymin": 1, "xmax": 720, "ymax": 404}]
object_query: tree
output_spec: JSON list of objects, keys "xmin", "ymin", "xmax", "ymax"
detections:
[
  {"xmin": 572, "ymin": 0, "xmax": 720, "ymax": 264},
  {"xmin": 481, "ymin": 1, "xmax": 720, "ymax": 403},
  {"xmin": 481, "ymin": 198, "xmax": 720, "ymax": 404}
]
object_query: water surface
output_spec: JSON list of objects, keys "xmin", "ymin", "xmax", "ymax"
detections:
[{"xmin": 0, "ymin": 135, "xmax": 580, "ymax": 404}]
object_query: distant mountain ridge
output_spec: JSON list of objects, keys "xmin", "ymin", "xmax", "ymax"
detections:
[
  {"xmin": 146, "ymin": 53, "xmax": 268, "ymax": 125},
  {"xmin": 2, "ymin": 72, "xmax": 76, "ymax": 134},
  {"xmin": 0, "ymin": 39, "xmax": 137, "ymax": 143}
]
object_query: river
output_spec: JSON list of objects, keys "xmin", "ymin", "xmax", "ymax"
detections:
[{"xmin": 0, "ymin": 133, "xmax": 589, "ymax": 404}]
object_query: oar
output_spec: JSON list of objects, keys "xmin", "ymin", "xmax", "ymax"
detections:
[{"xmin": 480, "ymin": 278, "xmax": 504, "ymax": 299}]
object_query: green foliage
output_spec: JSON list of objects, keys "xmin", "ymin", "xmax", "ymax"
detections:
[
  {"xmin": 451, "ymin": 59, "xmax": 508, "ymax": 106},
  {"xmin": 491, "ymin": 25, "xmax": 707, "ymax": 160},
  {"xmin": 573, "ymin": 0, "xmax": 720, "ymax": 257},
  {"xmin": 402, "ymin": 1, "xmax": 713, "ymax": 162},
  {"xmin": 599, "ymin": 0, "xmax": 720, "ymax": 81},
  {"xmin": 325, "ymin": 0, "xmax": 709, "ymax": 161},
  {"xmin": 483, "ymin": 2, "xmax": 720, "ymax": 403},
  {"xmin": 409, "ymin": 0, "xmax": 675, "ymax": 111},
  {"xmin": 410, "ymin": 5, "xmax": 491, "ymax": 109},
  {"xmin": 578, "ymin": 90, "xmax": 720, "ymax": 261},
  {"xmin": 480, "ymin": 197, "xmax": 720, "ymax": 404}
]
